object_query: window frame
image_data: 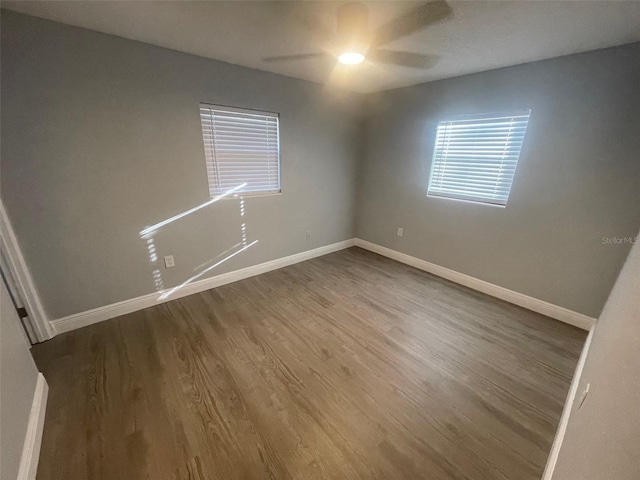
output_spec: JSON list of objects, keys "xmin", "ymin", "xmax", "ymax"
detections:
[
  {"xmin": 199, "ymin": 103, "xmax": 282, "ymax": 199},
  {"xmin": 427, "ymin": 109, "xmax": 531, "ymax": 207}
]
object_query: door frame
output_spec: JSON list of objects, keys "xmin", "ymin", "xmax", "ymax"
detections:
[
  {"xmin": 0, "ymin": 200, "xmax": 54, "ymax": 342},
  {"xmin": 1, "ymin": 251, "xmax": 37, "ymax": 344}
]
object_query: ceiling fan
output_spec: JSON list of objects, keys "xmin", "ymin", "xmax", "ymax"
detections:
[{"xmin": 263, "ymin": 1, "xmax": 453, "ymax": 68}]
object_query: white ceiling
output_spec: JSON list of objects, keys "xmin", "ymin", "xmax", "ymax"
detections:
[{"xmin": 3, "ymin": 0, "xmax": 640, "ymax": 93}]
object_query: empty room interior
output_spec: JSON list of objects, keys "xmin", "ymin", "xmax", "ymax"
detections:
[{"xmin": 1, "ymin": 1, "xmax": 639, "ymax": 479}]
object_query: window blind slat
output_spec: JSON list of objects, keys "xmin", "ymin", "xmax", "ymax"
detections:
[
  {"xmin": 202, "ymin": 151, "xmax": 279, "ymax": 157},
  {"xmin": 433, "ymin": 130, "xmax": 528, "ymax": 139},
  {"xmin": 201, "ymin": 125, "xmax": 279, "ymax": 135},
  {"xmin": 200, "ymin": 104, "xmax": 281, "ymax": 198},
  {"xmin": 432, "ymin": 184, "xmax": 512, "ymax": 195},
  {"xmin": 430, "ymin": 183, "xmax": 513, "ymax": 194},
  {"xmin": 428, "ymin": 110, "xmax": 531, "ymax": 206},
  {"xmin": 432, "ymin": 162, "xmax": 519, "ymax": 168},
  {"xmin": 432, "ymin": 175, "xmax": 515, "ymax": 186}
]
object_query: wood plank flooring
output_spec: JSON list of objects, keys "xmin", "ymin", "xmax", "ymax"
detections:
[{"xmin": 32, "ymin": 247, "xmax": 586, "ymax": 480}]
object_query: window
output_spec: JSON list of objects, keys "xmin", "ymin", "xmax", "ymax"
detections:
[
  {"xmin": 199, "ymin": 104, "xmax": 280, "ymax": 198},
  {"xmin": 427, "ymin": 110, "xmax": 531, "ymax": 206}
]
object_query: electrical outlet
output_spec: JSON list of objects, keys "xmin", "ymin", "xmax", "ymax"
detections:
[
  {"xmin": 397, "ymin": 227, "xmax": 404, "ymax": 237},
  {"xmin": 164, "ymin": 255, "xmax": 175, "ymax": 268},
  {"xmin": 305, "ymin": 230, "xmax": 311, "ymax": 240}
]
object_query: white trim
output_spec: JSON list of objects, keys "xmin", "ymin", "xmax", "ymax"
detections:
[
  {"xmin": 354, "ymin": 238, "xmax": 595, "ymax": 330},
  {"xmin": 0, "ymin": 201, "xmax": 54, "ymax": 341},
  {"xmin": 17, "ymin": 373, "xmax": 49, "ymax": 480},
  {"xmin": 541, "ymin": 326, "xmax": 595, "ymax": 480},
  {"xmin": 51, "ymin": 239, "xmax": 356, "ymax": 335},
  {"xmin": 50, "ymin": 236, "xmax": 595, "ymax": 335}
]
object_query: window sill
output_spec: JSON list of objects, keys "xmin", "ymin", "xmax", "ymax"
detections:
[
  {"xmin": 427, "ymin": 194, "xmax": 507, "ymax": 208},
  {"xmin": 214, "ymin": 191, "xmax": 283, "ymax": 201}
]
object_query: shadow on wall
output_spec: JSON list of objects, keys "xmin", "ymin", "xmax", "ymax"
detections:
[{"xmin": 139, "ymin": 183, "xmax": 258, "ymax": 301}]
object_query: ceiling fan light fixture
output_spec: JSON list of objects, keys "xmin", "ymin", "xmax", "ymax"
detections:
[{"xmin": 338, "ymin": 51, "xmax": 365, "ymax": 65}]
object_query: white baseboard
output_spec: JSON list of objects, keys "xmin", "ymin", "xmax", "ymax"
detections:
[
  {"xmin": 51, "ymin": 239, "xmax": 356, "ymax": 335},
  {"xmin": 17, "ymin": 373, "xmax": 49, "ymax": 480},
  {"xmin": 51, "ymin": 236, "xmax": 595, "ymax": 335},
  {"xmin": 541, "ymin": 326, "xmax": 595, "ymax": 480},
  {"xmin": 355, "ymin": 238, "xmax": 595, "ymax": 330}
]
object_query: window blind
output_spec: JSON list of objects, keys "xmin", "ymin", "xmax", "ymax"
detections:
[
  {"xmin": 427, "ymin": 110, "xmax": 531, "ymax": 206},
  {"xmin": 199, "ymin": 104, "xmax": 280, "ymax": 197}
]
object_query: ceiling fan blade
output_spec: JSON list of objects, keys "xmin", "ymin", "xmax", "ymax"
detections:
[
  {"xmin": 371, "ymin": 0, "xmax": 453, "ymax": 47},
  {"xmin": 368, "ymin": 49, "xmax": 439, "ymax": 69},
  {"xmin": 262, "ymin": 53, "xmax": 328, "ymax": 62}
]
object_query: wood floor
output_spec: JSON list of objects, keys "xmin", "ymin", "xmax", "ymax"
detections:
[{"xmin": 33, "ymin": 247, "xmax": 586, "ymax": 480}]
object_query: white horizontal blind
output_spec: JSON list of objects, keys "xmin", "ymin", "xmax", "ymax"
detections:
[
  {"xmin": 428, "ymin": 110, "xmax": 531, "ymax": 206},
  {"xmin": 200, "ymin": 104, "xmax": 280, "ymax": 197}
]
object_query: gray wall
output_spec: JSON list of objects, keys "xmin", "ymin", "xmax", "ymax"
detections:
[
  {"xmin": 0, "ymin": 279, "xmax": 40, "ymax": 480},
  {"xmin": 551, "ymin": 230, "xmax": 640, "ymax": 479},
  {"xmin": 1, "ymin": 11, "xmax": 363, "ymax": 319},
  {"xmin": 2, "ymin": 10, "xmax": 639, "ymax": 322},
  {"xmin": 356, "ymin": 43, "xmax": 640, "ymax": 317}
]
